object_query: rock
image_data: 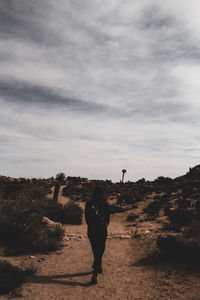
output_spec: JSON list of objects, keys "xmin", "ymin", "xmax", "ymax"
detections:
[
  {"xmin": 120, "ymin": 235, "xmax": 132, "ymax": 239},
  {"xmin": 42, "ymin": 216, "xmax": 63, "ymax": 233},
  {"xmin": 133, "ymin": 230, "xmax": 141, "ymax": 238}
]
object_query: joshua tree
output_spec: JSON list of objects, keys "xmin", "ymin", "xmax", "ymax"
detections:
[
  {"xmin": 121, "ymin": 169, "xmax": 127, "ymax": 183},
  {"xmin": 53, "ymin": 172, "xmax": 66, "ymax": 201}
]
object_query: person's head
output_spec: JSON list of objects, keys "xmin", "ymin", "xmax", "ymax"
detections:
[{"xmin": 91, "ymin": 185, "xmax": 105, "ymax": 204}]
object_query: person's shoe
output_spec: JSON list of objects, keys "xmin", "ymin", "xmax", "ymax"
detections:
[{"xmin": 90, "ymin": 273, "xmax": 97, "ymax": 285}]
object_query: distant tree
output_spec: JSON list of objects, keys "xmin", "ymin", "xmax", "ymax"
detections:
[
  {"xmin": 121, "ymin": 169, "xmax": 127, "ymax": 183},
  {"xmin": 53, "ymin": 172, "xmax": 66, "ymax": 201},
  {"xmin": 55, "ymin": 172, "xmax": 66, "ymax": 183}
]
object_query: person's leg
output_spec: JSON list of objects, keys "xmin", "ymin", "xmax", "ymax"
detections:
[
  {"xmin": 95, "ymin": 229, "xmax": 107, "ymax": 273},
  {"xmin": 88, "ymin": 228, "xmax": 99, "ymax": 272},
  {"xmin": 88, "ymin": 235, "xmax": 99, "ymax": 284}
]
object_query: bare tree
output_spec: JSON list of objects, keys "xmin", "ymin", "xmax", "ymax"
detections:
[
  {"xmin": 121, "ymin": 169, "xmax": 127, "ymax": 183},
  {"xmin": 53, "ymin": 172, "xmax": 66, "ymax": 201}
]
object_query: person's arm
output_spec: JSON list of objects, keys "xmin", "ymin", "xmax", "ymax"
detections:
[
  {"xmin": 107, "ymin": 206, "xmax": 110, "ymax": 225},
  {"xmin": 85, "ymin": 202, "xmax": 91, "ymax": 226},
  {"xmin": 104, "ymin": 203, "xmax": 110, "ymax": 226}
]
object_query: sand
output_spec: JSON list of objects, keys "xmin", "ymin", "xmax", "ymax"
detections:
[{"xmin": 1, "ymin": 187, "xmax": 200, "ymax": 299}]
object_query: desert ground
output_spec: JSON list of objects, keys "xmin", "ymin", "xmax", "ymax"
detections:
[{"xmin": 0, "ymin": 186, "xmax": 200, "ymax": 300}]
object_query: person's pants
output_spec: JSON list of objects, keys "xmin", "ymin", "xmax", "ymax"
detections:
[{"xmin": 88, "ymin": 226, "xmax": 107, "ymax": 272}]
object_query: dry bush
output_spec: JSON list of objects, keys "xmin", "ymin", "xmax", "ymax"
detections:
[
  {"xmin": 109, "ymin": 204, "xmax": 126, "ymax": 214},
  {"xmin": 126, "ymin": 213, "xmax": 138, "ymax": 222},
  {"xmin": 62, "ymin": 201, "xmax": 83, "ymax": 224},
  {"xmin": 1, "ymin": 182, "xmax": 25, "ymax": 199},
  {"xmin": 117, "ymin": 191, "xmax": 134, "ymax": 204},
  {"xmin": 166, "ymin": 208, "xmax": 194, "ymax": 226},
  {"xmin": 158, "ymin": 219, "xmax": 200, "ymax": 260},
  {"xmin": 184, "ymin": 220, "xmax": 200, "ymax": 238},
  {"xmin": 46, "ymin": 200, "xmax": 83, "ymax": 225},
  {"xmin": 0, "ymin": 260, "xmax": 36, "ymax": 295},
  {"xmin": 1, "ymin": 181, "xmax": 51, "ymax": 201},
  {"xmin": 143, "ymin": 200, "xmax": 163, "ymax": 217},
  {"xmin": 157, "ymin": 235, "xmax": 200, "ymax": 260},
  {"xmin": 0, "ymin": 197, "xmax": 64, "ymax": 251}
]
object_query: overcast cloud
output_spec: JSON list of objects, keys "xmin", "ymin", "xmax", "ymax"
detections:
[{"xmin": 1, "ymin": 0, "xmax": 200, "ymax": 181}]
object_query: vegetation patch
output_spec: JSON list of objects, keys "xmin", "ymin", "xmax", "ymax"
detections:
[
  {"xmin": 46, "ymin": 200, "xmax": 83, "ymax": 225},
  {"xmin": 126, "ymin": 213, "xmax": 138, "ymax": 222}
]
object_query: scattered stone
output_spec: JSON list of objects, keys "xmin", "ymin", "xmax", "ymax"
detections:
[
  {"xmin": 133, "ymin": 230, "xmax": 141, "ymax": 238},
  {"xmin": 120, "ymin": 235, "xmax": 132, "ymax": 239}
]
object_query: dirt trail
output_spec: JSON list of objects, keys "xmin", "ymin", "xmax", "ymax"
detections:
[{"xmin": 2, "ymin": 189, "xmax": 200, "ymax": 299}]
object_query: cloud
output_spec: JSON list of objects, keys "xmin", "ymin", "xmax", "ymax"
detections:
[
  {"xmin": 0, "ymin": 0, "xmax": 200, "ymax": 180},
  {"xmin": 0, "ymin": 80, "xmax": 110, "ymax": 114}
]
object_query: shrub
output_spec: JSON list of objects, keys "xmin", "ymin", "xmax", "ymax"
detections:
[
  {"xmin": 0, "ymin": 197, "xmax": 64, "ymax": 251},
  {"xmin": 117, "ymin": 191, "xmax": 134, "ymax": 204},
  {"xmin": 126, "ymin": 213, "xmax": 138, "ymax": 222},
  {"xmin": 0, "ymin": 260, "xmax": 33, "ymax": 295},
  {"xmin": 1, "ymin": 182, "xmax": 51, "ymax": 201},
  {"xmin": 157, "ymin": 235, "xmax": 200, "ymax": 260},
  {"xmin": 2, "ymin": 182, "xmax": 25, "ymax": 199},
  {"xmin": 62, "ymin": 201, "xmax": 83, "ymax": 224},
  {"xmin": 55, "ymin": 172, "xmax": 66, "ymax": 184},
  {"xmin": 166, "ymin": 208, "xmax": 194, "ymax": 226},
  {"xmin": 109, "ymin": 204, "xmax": 126, "ymax": 214},
  {"xmin": 184, "ymin": 220, "xmax": 200, "ymax": 238},
  {"xmin": 46, "ymin": 200, "xmax": 83, "ymax": 225},
  {"xmin": 143, "ymin": 201, "xmax": 163, "ymax": 217},
  {"xmin": 177, "ymin": 197, "xmax": 190, "ymax": 209}
]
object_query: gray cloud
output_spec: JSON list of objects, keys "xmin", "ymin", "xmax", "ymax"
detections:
[
  {"xmin": 0, "ymin": 0, "xmax": 62, "ymax": 46},
  {"xmin": 0, "ymin": 0, "xmax": 200, "ymax": 180},
  {"xmin": 0, "ymin": 80, "xmax": 110, "ymax": 114}
]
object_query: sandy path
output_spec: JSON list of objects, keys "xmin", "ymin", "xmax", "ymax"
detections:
[{"xmin": 1, "ymin": 189, "xmax": 200, "ymax": 299}]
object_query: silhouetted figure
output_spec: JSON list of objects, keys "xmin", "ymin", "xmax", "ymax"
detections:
[{"xmin": 85, "ymin": 186, "xmax": 110, "ymax": 285}]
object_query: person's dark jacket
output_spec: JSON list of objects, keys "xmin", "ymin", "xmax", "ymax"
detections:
[{"xmin": 85, "ymin": 201, "xmax": 110, "ymax": 230}]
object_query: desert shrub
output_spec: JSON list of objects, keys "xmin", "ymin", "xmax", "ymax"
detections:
[
  {"xmin": 126, "ymin": 213, "xmax": 138, "ymax": 222},
  {"xmin": 2, "ymin": 182, "xmax": 25, "ymax": 199},
  {"xmin": 182, "ymin": 186, "xmax": 196, "ymax": 198},
  {"xmin": 131, "ymin": 204, "xmax": 138, "ymax": 209},
  {"xmin": 176, "ymin": 197, "xmax": 190, "ymax": 209},
  {"xmin": 62, "ymin": 183, "xmax": 84, "ymax": 199},
  {"xmin": 46, "ymin": 200, "xmax": 83, "ymax": 225},
  {"xmin": 143, "ymin": 201, "xmax": 163, "ymax": 217},
  {"xmin": 1, "ymin": 182, "xmax": 51, "ymax": 201},
  {"xmin": 62, "ymin": 201, "xmax": 83, "ymax": 224},
  {"xmin": 157, "ymin": 235, "xmax": 200, "ymax": 260},
  {"xmin": 0, "ymin": 260, "xmax": 33, "ymax": 295},
  {"xmin": 117, "ymin": 191, "xmax": 134, "ymax": 204},
  {"xmin": 109, "ymin": 204, "xmax": 126, "ymax": 214},
  {"xmin": 55, "ymin": 172, "xmax": 66, "ymax": 184},
  {"xmin": 184, "ymin": 220, "xmax": 200, "ymax": 238},
  {"xmin": 166, "ymin": 208, "xmax": 194, "ymax": 226},
  {"xmin": 0, "ymin": 198, "xmax": 64, "ymax": 251}
]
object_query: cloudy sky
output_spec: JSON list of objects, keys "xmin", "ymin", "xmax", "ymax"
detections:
[{"xmin": 0, "ymin": 0, "xmax": 200, "ymax": 181}]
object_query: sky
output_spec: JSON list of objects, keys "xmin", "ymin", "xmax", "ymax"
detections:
[{"xmin": 0, "ymin": 0, "xmax": 200, "ymax": 182}]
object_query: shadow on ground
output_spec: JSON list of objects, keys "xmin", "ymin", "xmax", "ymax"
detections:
[
  {"xmin": 132, "ymin": 252, "xmax": 200, "ymax": 275},
  {"xmin": 27, "ymin": 271, "xmax": 93, "ymax": 287}
]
